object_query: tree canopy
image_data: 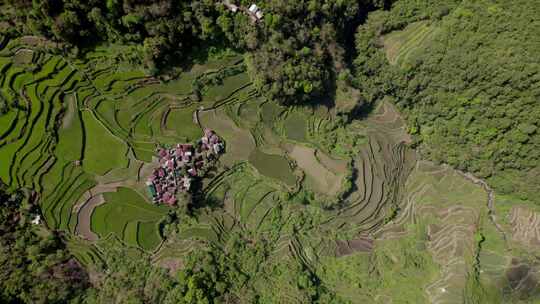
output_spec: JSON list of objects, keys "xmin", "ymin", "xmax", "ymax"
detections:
[
  {"xmin": 0, "ymin": 185, "xmax": 89, "ymax": 303},
  {"xmin": 354, "ymin": 0, "xmax": 540, "ymax": 203}
]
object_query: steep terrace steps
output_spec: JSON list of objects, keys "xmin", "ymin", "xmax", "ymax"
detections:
[
  {"xmin": 12, "ymin": 71, "xmax": 35, "ymax": 92},
  {"xmin": 10, "ymin": 84, "xmax": 47, "ymax": 187},
  {"xmin": 0, "ymin": 99, "xmax": 29, "ymax": 146},
  {"xmin": 40, "ymin": 65, "xmax": 77, "ymax": 89},
  {"xmin": 0, "ymin": 86, "xmax": 40, "ymax": 186},
  {"xmin": 3, "ymin": 66, "xmax": 25, "ymax": 91},
  {"xmin": 34, "ymin": 155, "xmax": 60, "ymax": 195},
  {"xmin": 20, "ymin": 136, "xmax": 55, "ymax": 187},
  {"xmin": 41, "ymin": 160, "xmax": 77, "ymax": 207},
  {"xmin": 129, "ymin": 97, "xmax": 165, "ymax": 140},
  {"xmin": 59, "ymin": 177, "xmax": 97, "ymax": 232},
  {"xmin": 203, "ymin": 163, "xmax": 247, "ymax": 196},
  {"xmin": 332, "ymin": 147, "xmax": 375, "ymax": 216},
  {"xmin": 0, "ymin": 35, "xmax": 8, "ymax": 51},
  {"xmin": 11, "ymin": 66, "xmax": 87, "ymax": 191},
  {"xmin": 0, "ymin": 110, "xmax": 19, "ymax": 141},
  {"xmin": 0, "ymin": 60, "xmax": 13, "ymax": 84},
  {"xmin": 209, "ymin": 83, "xmax": 256, "ymax": 110},
  {"xmin": 92, "ymin": 98, "xmax": 130, "ymax": 139},
  {"xmin": 42, "ymin": 164, "xmax": 81, "ymax": 227},
  {"xmin": 240, "ymin": 188, "xmax": 275, "ymax": 224},
  {"xmin": 318, "ymin": 129, "xmax": 413, "ymax": 237},
  {"xmin": 46, "ymin": 170, "xmax": 93, "ymax": 226},
  {"xmin": 205, "ymin": 213, "xmax": 232, "ymax": 243},
  {"xmin": 234, "ymin": 179, "xmax": 261, "ymax": 219},
  {"xmin": 29, "ymin": 56, "xmax": 62, "ymax": 85},
  {"xmin": 248, "ymin": 193, "xmax": 281, "ymax": 232}
]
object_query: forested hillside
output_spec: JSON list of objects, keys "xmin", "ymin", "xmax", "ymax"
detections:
[
  {"xmin": 0, "ymin": 185, "xmax": 89, "ymax": 303},
  {"xmin": 1, "ymin": 0, "xmax": 539, "ymax": 303},
  {"xmin": 354, "ymin": 0, "xmax": 540, "ymax": 203}
]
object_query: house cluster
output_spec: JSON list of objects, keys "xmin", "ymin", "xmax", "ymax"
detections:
[
  {"xmin": 146, "ymin": 128, "xmax": 224, "ymax": 206},
  {"xmin": 223, "ymin": 1, "xmax": 263, "ymax": 22}
]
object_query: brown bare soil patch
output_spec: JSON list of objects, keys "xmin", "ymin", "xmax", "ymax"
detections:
[
  {"xmin": 506, "ymin": 258, "xmax": 540, "ymax": 298},
  {"xmin": 509, "ymin": 206, "xmax": 540, "ymax": 248},
  {"xmin": 157, "ymin": 258, "xmax": 184, "ymax": 276},
  {"xmin": 20, "ymin": 36, "xmax": 62, "ymax": 49},
  {"xmin": 75, "ymin": 194, "xmax": 105, "ymax": 241},
  {"xmin": 335, "ymin": 237, "xmax": 374, "ymax": 257},
  {"xmin": 368, "ymin": 100, "xmax": 412, "ymax": 144},
  {"xmin": 61, "ymin": 94, "xmax": 76, "ymax": 129},
  {"xmin": 315, "ymin": 150, "xmax": 348, "ymax": 174}
]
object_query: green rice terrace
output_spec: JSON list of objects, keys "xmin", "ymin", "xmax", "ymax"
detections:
[{"xmin": 1, "ymin": 33, "xmax": 539, "ymax": 303}]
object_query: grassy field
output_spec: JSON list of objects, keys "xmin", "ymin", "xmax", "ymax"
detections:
[
  {"xmin": 164, "ymin": 105, "xmax": 202, "ymax": 141},
  {"xmin": 248, "ymin": 149, "xmax": 296, "ymax": 186},
  {"xmin": 81, "ymin": 110, "xmax": 129, "ymax": 175}
]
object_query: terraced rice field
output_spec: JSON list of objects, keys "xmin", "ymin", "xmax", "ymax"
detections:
[
  {"xmin": 4, "ymin": 36, "xmax": 531, "ymax": 302},
  {"xmin": 0, "ymin": 35, "xmax": 420, "ymax": 263},
  {"xmin": 0, "ymin": 37, "xmax": 255, "ymax": 253},
  {"xmin": 248, "ymin": 149, "xmax": 296, "ymax": 186},
  {"xmin": 288, "ymin": 145, "xmax": 342, "ymax": 196},
  {"xmin": 90, "ymin": 187, "xmax": 168, "ymax": 250},
  {"xmin": 284, "ymin": 111, "xmax": 307, "ymax": 142}
]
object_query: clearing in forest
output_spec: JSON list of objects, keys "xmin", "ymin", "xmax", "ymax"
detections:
[{"xmin": 382, "ymin": 21, "xmax": 436, "ymax": 66}]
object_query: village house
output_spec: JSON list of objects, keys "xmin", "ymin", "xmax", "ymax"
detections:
[
  {"xmin": 248, "ymin": 4, "xmax": 264, "ymax": 21},
  {"xmin": 31, "ymin": 215, "xmax": 41, "ymax": 225}
]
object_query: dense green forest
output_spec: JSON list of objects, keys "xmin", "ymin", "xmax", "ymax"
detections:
[{"xmin": 354, "ymin": 0, "xmax": 540, "ymax": 203}]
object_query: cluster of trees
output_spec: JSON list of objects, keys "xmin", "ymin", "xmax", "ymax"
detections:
[
  {"xmin": 81, "ymin": 230, "xmax": 341, "ymax": 303},
  {"xmin": 241, "ymin": 0, "xmax": 368, "ymax": 105},
  {"xmin": 2, "ymin": 0, "xmax": 218, "ymax": 73},
  {"xmin": 160, "ymin": 207, "xmax": 342, "ymax": 303},
  {"xmin": 354, "ymin": 0, "xmax": 540, "ymax": 203},
  {"xmin": 0, "ymin": 185, "xmax": 89, "ymax": 303},
  {"xmin": 1, "ymin": 0, "xmax": 386, "ymax": 105}
]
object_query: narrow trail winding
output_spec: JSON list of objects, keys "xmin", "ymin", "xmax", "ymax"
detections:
[{"xmin": 456, "ymin": 169, "xmax": 508, "ymax": 244}]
